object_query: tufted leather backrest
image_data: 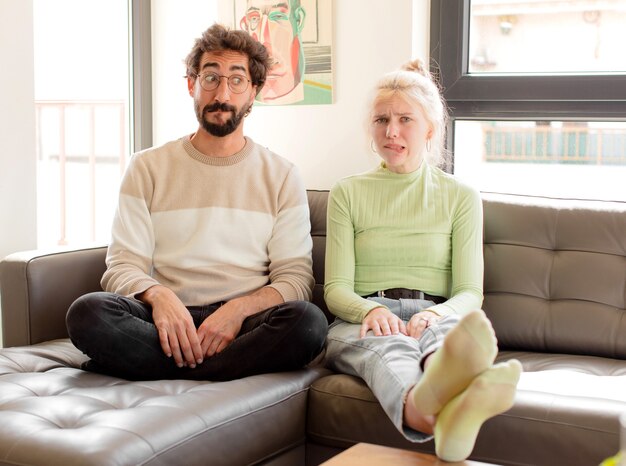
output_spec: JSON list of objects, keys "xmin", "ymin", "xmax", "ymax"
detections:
[
  {"xmin": 3, "ymin": 191, "xmax": 625, "ymax": 356},
  {"xmin": 482, "ymin": 193, "xmax": 626, "ymax": 358},
  {"xmin": 307, "ymin": 190, "xmax": 331, "ymax": 321}
]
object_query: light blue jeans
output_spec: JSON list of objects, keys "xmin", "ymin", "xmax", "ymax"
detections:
[{"xmin": 325, "ymin": 297, "xmax": 461, "ymax": 442}]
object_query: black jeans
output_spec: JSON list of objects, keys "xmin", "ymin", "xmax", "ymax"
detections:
[{"xmin": 66, "ymin": 292, "xmax": 328, "ymax": 381}]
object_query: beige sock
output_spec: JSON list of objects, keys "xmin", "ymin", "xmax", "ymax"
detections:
[
  {"xmin": 435, "ymin": 359, "xmax": 523, "ymax": 462},
  {"xmin": 410, "ymin": 309, "xmax": 498, "ymax": 416}
]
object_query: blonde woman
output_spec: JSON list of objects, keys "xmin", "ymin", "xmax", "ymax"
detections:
[{"xmin": 323, "ymin": 60, "xmax": 522, "ymax": 462}]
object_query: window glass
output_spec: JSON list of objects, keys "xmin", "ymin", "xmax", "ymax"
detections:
[
  {"xmin": 469, "ymin": 0, "xmax": 626, "ymax": 74},
  {"xmin": 34, "ymin": 0, "xmax": 130, "ymax": 247},
  {"xmin": 454, "ymin": 120, "xmax": 626, "ymax": 201}
]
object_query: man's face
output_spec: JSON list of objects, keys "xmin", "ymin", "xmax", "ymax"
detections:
[
  {"xmin": 187, "ymin": 51, "xmax": 257, "ymax": 137},
  {"xmin": 241, "ymin": 0, "xmax": 305, "ymax": 101}
]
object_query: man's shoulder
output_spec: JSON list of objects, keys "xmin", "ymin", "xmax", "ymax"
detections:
[
  {"xmin": 246, "ymin": 139, "xmax": 303, "ymax": 186},
  {"xmin": 133, "ymin": 137, "xmax": 186, "ymax": 161},
  {"xmin": 248, "ymin": 138, "xmax": 295, "ymax": 169}
]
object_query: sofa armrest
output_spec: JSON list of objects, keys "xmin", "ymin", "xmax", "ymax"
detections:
[{"xmin": 0, "ymin": 246, "xmax": 107, "ymax": 347}]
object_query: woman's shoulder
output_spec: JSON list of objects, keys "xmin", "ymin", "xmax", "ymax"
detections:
[
  {"xmin": 429, "ymin": 165, "xmax": 479, "ymax": 197},
  {"xmin": 333, "ymin": 167, "xmax": 384, "ymax": 189},
  {"xmin": 328, "ymin": 170, "xmax": 384, "ymax": 207}
]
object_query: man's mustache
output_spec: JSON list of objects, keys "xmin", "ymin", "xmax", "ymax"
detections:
[{"xmin": 204, "ymin": 102, "xmax": 236, "ymax": 114}]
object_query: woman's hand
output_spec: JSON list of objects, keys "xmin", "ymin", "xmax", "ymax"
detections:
[
  {"xmin": 360, "ymin": 307, "xmax": 407, "ymax": 338},
  {"xmin": 406, "ymin": 310, "xmax": 441, "ymax": 339}
]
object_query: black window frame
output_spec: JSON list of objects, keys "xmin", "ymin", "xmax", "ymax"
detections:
[{"xmin": 429, "ymin": 0, "xmax": 626, "ymax": 163}]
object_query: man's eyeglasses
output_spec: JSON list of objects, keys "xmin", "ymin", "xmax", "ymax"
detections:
[{"xmin": 196, "ymin": 72, "xmax": 251, "ymax": 94}]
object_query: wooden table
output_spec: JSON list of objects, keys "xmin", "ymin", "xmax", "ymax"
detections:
[{"xmin": 321, "ymin": 443, "xmax": 497, "ymax": 466}]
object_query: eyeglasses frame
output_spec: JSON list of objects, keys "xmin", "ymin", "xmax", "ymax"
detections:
[{"xmin": 191, "ymin": 71, "xmax": 252, "ymax": 94}]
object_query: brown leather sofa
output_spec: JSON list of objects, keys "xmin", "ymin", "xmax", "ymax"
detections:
[{"xmin": 1, "ymin": 191, "xmax": 626, "ymax": 466}]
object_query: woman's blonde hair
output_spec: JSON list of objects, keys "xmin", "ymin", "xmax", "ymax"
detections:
[{"xmin": 370, "ymin": 59, "xmax": 449, "ymax": 168}]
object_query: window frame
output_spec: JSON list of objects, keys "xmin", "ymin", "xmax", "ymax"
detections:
[
  {"xmin": 131, "ymin": 0, "xmax": 153, "ymax": 152},
  {"xmin": 429, "ymin": 0, "xmax": 626, "ymax": 160}
]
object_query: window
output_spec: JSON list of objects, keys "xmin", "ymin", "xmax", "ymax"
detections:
[
  {"xmin": 33, "ymin": 0, "xmax": 149, "ymax": 247},
  {"xmin": 430, "ymin": 0, "xmax": 626, "ymax": 201},
  {"xmin": 468, "ymin": 1, "xmax": 626, "ymax": 74}
]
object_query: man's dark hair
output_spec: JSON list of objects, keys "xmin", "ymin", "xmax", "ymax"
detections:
[{"xmin": 185, "ymin": 23, "xmax": 270, "ymax": 95}]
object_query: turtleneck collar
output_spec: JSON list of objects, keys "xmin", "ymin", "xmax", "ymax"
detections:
[{"xmin": 377, "ymin": 160, "xmax": 428, "ymax": 180}]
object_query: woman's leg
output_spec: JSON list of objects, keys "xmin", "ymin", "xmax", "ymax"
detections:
[
  {"xmin": 326, "ymin": 308, "xmax": 519, "ymax": 461},
  {"xmin": 325, "ymin": 311, "xmax": 461, "ymax": 442},
  {"xmin": 408, "ymin": 309, "xmax": 498, "ymax": 418},
  {"xmin": 405, "ymin": 310, "xmax": 521, "ymax": 462},
  {"xmin": 434, "ymin": 359, "xmax": 522, "ymax": 462},
  {"xmin": 326, "ymin": 309, "xmax": 500, "ymax": 440}
]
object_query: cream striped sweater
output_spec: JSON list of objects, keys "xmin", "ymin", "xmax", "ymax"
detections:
[
  {"xmin": 324, "ymin": 163, "xmax": 484, "ymax": 323},
  {"xmin": 102, "ymin": 136, "xmax": 314, "ymax": 306}
]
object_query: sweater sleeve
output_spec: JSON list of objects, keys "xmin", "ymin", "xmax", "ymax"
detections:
[
  {"xmin": 427, "ymin": 184, "xmax": 484, "ymax": 316},
  {"xmin": 266, "ymin": 166, "xmax": 315, "ymax": 302},
  {"xmin": 101, "ymin": 155, "xmax": 160, "ymax": 297},
  {"xmin": 323, "ymin": 183, "xmax": 381, "ymax": 323}
]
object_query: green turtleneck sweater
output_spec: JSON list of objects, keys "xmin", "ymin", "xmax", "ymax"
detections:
[{"xmin": 324, "ymin": 163, "xmax": 484, "ymax": 323}]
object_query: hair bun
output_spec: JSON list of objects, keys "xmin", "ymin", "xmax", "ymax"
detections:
[{"xmin": 402, "ymin": 59, "xmax": 430, "ymax": 78}]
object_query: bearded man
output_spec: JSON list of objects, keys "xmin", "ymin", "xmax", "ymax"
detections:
[{"xmin": 66, "ymin": 24, "xmax": 327, "ymax": 381}]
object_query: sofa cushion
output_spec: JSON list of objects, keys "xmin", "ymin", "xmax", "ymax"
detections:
[{"xmin": 0, "ymin": 339, "xmax": 329, "ymax": 466}]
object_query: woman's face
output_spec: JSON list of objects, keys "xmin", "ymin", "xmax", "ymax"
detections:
[{"xmin": 370, "ymin": 93, "xmax": 433, "ymax": 174}]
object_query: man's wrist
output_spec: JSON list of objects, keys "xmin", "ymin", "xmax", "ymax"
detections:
[
  {"xmin": 138, "ymin": 284, "xmax": 171, "ymax": 306},
  {"xmin": 227, "ymin": 286, "xmax": 283, "ymax": 319}
]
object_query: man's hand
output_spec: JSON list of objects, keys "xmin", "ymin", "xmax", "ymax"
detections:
[
  {"xmin": 360, "ymin": 307, "xmax": 407, "ymax": 338},
  {"xmin": 197, "ymin": 301, "xmax": 246, "ymax": 357},
  {"xmin": 139, "ymin": 285, "xmax": 203, "ymax": 368},
  {"xmin": 198, "ymin": 287, "xmax": 283, "ymax": 358},
  {"xmin": 406, "ymin": 310, "xmax": 440, "ymax": 339}
]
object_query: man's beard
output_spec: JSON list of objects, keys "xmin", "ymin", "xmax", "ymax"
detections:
[{"xmin": 196, "ymin": 101, "xmax": 250, "ymax": 137}]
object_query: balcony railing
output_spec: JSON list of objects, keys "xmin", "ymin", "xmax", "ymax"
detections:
[
  {"xmin": 483, "ymin": 125, "xmax": 626, "ymax": 165},
  {"xmin": 35, "ymin": 100, "xmax": 128, "ymax": 246}
]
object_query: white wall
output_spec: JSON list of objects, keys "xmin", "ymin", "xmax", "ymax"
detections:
[
  {"xmin": 0, "ymin": 0, "xmax": 429, "ymax": 344},
  {"xmin": 0, "ymin": 0, "xmax": 37, "ymax": 260},
  {"xmin": 0, "ymin": 0, "xmax": 37, "ymax": 346},
  {"xmin": 152, "ymin": 0, "xmax": 430, "ymax": 189}
]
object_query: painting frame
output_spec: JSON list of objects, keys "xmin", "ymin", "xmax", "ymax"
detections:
[{"xmin": 223, "ymin": 0, "xmax": 333, "ymax": 106}]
